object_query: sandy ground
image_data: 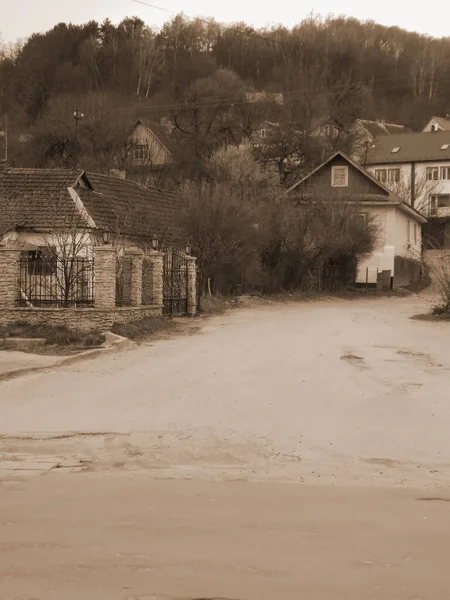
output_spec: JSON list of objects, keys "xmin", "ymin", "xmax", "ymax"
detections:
[
  {"xmin": 1, "ymin": 292, "xmax": 450, "ymax": 598},
  {"xmin": 0, "ymin": 292, "xmax": 449, "ymax": 487},
  {"xmin": 0, "ymin": 349, "xmax": 61, "ymax": 378},
  {"xmin": 1, "ymin": 473, "xmax": 450, "ymax": 600}
]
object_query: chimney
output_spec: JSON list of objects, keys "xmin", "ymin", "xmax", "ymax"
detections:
[{"xmin": 110, "ymin": 169, "xmax": 126, "ymax": 180}]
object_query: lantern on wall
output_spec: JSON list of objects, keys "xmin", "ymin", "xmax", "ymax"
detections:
[
  {"xmin": 151, "ymin": 236, "xmax": 159, "ymax": 251},
  {"xmin": 102, "ymin": 229, "xmax": 111, "ymax": 245}
]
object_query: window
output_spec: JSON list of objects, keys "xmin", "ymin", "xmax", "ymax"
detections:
[
  {"xmin": 353, "ymin": 213, "xmax": 368, "ymax": 227},
  {"xmin": 429, "ymin": 194, "xmax": 450, "ymax": 216},
  {"xmin": 132, "ymin": 145, "xmax": 149, "ymax": 160},
  {"xmin": 431, "ymin": 124, "xmax": 438, "ymax": 132},
  {"xmin": 388, "ymin": 168, "xmax": 400, "ymax": 183},
  {"xmin": 331, "ymin": 165, "xmax": 348, "ymax": 187},
  {"xmin": 26, "ymin": 249, "xmax": 57, "ymax": 276},
  {"xmin": 426, "ymin": 167, "xmax": 439, "ymax": 180},
  {"xmin": 391, "ymin": 147, "xmax": 401, "ymax": 153},
  {"xmin": 407, "ymin": 220, "xmax": 410, "ymax": 243},
  {"xmin": 414, "ymin": 224, "xmax": 417, "ymax": 244},
  {"xmin": 375, "ymin": 169, "xmax": 387, "ymax": 183},
  {"xmin": 441, "ymin": 166, "xmax": 450, "ymax": 179},
  {"xmin": 260, "ymin": 128, "xmax": 268, "ymax": 139}
]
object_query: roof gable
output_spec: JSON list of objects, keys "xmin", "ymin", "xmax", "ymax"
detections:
[
  {"xmin": 0, "ymin": 168, "xmax": 88, "ymax": 233},
  {"xmin": 423, "ymin": 116, "xmax": 450, "ymax": 132},
  {"xmin": 285, "ymin": 151, "xmax": 426, "ymax": 223},
  {"xmin": 134, "ymin": 119, "xmax": 176, "ymax": 155},
  {"xmin": 286, "ymin": 151, "xmax": 392, "ymax": 197}
]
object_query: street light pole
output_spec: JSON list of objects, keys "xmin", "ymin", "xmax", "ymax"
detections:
[{"xmin": 73, "ymin": 110, "xmax": 84, "ymax": 168}]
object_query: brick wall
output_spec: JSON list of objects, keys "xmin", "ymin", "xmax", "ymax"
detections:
[
  {"xmin": 0, "ymin": 305, "xmax": 163, "ymax": 332},
  {"xmin": 0, "ymin": 249, "xmax": 19, "ymax": 307}
]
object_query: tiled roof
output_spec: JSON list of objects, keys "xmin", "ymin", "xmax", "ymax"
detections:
[
  {"xmin": 0, "ymin": 168, "xmax": 86, "ymax": 232},
  {"xmin": 366, "ymin": 130, "xmax": 450, "ymax": 164},
  {"xmin": 79, "ymin": 173, "xmax": 185, "ymax": 246},
  {"xmin": 0, "ymin": 168, "xmax": 186, "ymax": 246}
]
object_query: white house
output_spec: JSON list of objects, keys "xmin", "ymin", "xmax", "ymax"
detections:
[
  {"xmin": 422, "ymin": 116, "xmax": 450, "ymax": 133},
  {"xmin": 365, "ymin": 130, "xmax": 450, "ymax": 218},
  {"xmin": 286, "ymin": 152, "xmax": 426, "ymax": 287}
]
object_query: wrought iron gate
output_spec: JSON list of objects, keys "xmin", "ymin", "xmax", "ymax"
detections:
[{"xmin": 163, "ymin": 251, "xmax": 188, "ymax": 315}]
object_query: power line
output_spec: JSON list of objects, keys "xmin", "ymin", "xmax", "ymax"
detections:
[
  {"xmin": 36, "ymin": 76, "xmax": 439, "ymax": 124},
  {"xmin": 132, "ymin": 0, "xmax": 295, "ymax": 48}
]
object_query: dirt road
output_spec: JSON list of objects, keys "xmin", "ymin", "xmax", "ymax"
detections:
[
  {"xmin": 1, "ymin": 293, "xmax": 450, "ymax": 598},
  {"xmin": 1, "ymin": 293, "xmax": 449, "ymax": 486}
]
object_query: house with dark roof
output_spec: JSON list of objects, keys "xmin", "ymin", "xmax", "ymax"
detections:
[
  {"xmin": 0, "ymin": 168, "xmax": 186, "ymax": 251},
  {"xmin": 365, "ymin": 130, "xmax": 450, "ymax": 225},
  {"xmin": 286, "ymin": 152, "xmax": 426, "ymax": 287}
]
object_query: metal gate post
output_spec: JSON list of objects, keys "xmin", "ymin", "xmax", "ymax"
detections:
[{"xmin": 186, "ymin": 256, "xmax": 197, "ymax": 316}]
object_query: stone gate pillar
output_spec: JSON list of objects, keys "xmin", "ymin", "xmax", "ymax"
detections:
[
  {"xmin": 146, "ymin": 251, "xmax": 164, "ymax": 307},
  {"xmin": 124, "ymin": 250, "xmax": 144, "ymax": 306},
  {"xmin": 186, "ymin": 256, "xmax": 197, "ymax": 316},
  {"xmin": 0, "ymin": 247, "xmax": 20, "ymax": 307},
  {"xmin": 94, "ymin": 246, "xmax": 117, "ymax": 309}
]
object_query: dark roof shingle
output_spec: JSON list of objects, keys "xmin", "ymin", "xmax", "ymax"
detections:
[
  {"xmin": 0, "ymin": 168, "xmax": 186, "ymax": 246},
  {"xmin": 0, "ymin": 168, "xmax": 86, "ymax": 232},
  {"xmin": 367, "ymin": 130, "xmax": 450, "ymax": 164},
  {"xmin": 80, "ymin": 173, "xmax": 185, "ymax": 246}
]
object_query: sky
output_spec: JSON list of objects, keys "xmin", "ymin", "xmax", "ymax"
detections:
[{"xmin": 1, "ymin": 0, "xmax": 450, "ymax": 43}]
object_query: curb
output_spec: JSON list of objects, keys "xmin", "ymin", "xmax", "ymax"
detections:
[{"xmin": 0, "ymin": 331, "xmax": 134, "ymax": 383}]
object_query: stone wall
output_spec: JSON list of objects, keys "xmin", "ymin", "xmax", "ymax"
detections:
[
  {"xmin": 0, "ymin": 305, "xmax": 163, "ymax": 332},
  {"xmin": 0, "ymin": 245, "xmax": 197, "ymax": 332}
]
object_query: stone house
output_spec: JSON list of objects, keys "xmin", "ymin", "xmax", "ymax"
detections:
[
  {"xmin": 0, "ymin": 167, "xmax": 185, "ymax": 251},
  {"xmin": 285, "ymin": 151, "xmax": 427, "ymax": 287},
  {"xmin": 0, "ymin": 168, "xmax": 196, "ymax": 329}
]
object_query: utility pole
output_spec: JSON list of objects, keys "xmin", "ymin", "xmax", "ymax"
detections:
[{"xmin": 73, "ymin": 109, "xmax": 84, "ymax": 169}]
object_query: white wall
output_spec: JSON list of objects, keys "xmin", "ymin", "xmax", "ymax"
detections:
[
  {"xmin": 1, "ymin": 230, "xmax": 95, "ymax": 256},
  {"xmin": 355, "ymin": 204, "xmax": 422, "ymax": 284},
  {"xmin": 366, "ymin": 161, "xmax": 450, "ymax": 215}
]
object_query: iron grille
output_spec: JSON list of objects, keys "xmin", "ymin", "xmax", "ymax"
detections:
[
  {"xmin": 163, "ymin": 251, "xmax": 188, "ymax": 315},
  {"xmin": 18, "ymin": 255, "xmax": 94, "ymax": 307}
]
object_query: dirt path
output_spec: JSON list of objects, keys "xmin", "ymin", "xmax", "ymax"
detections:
[
  {"xmin": 1, "ymin": 474, "xmax": 450, "ymax": 600},
  {"xmin": 0, "ymin": 293, "xmax": 449, "ymax": 487},
  {"xmin": 1, "ymin": 294, "xmax": 450, "ymax": 598}
]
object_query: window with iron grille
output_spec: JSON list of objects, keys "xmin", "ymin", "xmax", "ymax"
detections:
[{"xmin": 27, "ymin": 248, "xmax": 57, "ymax": 276}]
